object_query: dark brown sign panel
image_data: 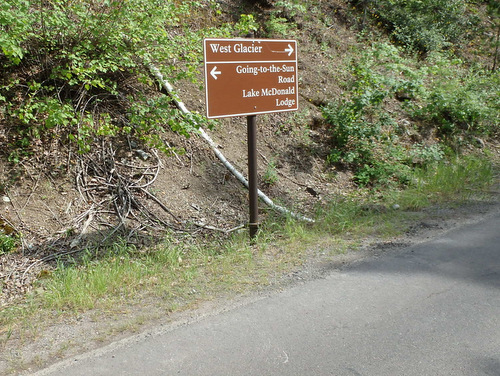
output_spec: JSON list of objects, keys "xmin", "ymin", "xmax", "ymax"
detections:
[{"xmin": 204, "ymin": 38, "xmax": 298, "ymax": 118}]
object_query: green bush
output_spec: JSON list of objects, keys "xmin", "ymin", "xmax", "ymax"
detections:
[
  {"xmin": 0, "ymin": 232, "xmax": 17, "ymax": 255},
  {"xmin": 321, "ymin": 42, "xmax": 498, "ymax": 186},
  {"xmin": 0, "ymin": 0, "xmax": 228, "ymax": 157},
  {"xmin": 351, "ymin": 0, "xmax": 474, "ymax": 53},
  {"xmin": 264, "ymin": 0, "xmax": 305, "ymax": 37},
  {"xmin": 322, "ymin": 99, "xmax": 409, "ymax": 186},
  {"xmin": 322, "ymin": 43, "xmax": 419, "ymax": 186},
  {"xmin": 410, "ymin": 54, "xmax": 500, "ymax": 139}
]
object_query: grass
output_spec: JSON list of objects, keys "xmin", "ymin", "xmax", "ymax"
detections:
[
  {"xmin": 395, "ymin": 154, "xmax": 495, "ymax": 210},
  {"xmin": 8, "ymin": 156, "xmax": 496, "ymax": 313},
  {"xmin": 39, "ymin": 239, "xmax": 253, "ymax": 312},
  {"xmin": 0, "ymin": 153, "xmax": 497, "ymax": 372}
]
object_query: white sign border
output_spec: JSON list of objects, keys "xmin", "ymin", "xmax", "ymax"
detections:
[{"xmin": 203, "ymin": 38, "xmax": 299, "ymax": 119}]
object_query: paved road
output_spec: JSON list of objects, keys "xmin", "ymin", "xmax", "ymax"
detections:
[{"xmin": 36, "ymin": 212, "xmax": 500, "ymax": 376}]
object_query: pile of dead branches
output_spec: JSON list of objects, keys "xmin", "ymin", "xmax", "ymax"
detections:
[{"xmin": 73, "ymin": 139, "xmax": 181, "ymax": 248}]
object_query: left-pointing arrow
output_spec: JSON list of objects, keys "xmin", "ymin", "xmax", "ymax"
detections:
[{"xmin": 210, "ymin": 66, "xmax": 221, "ymax": 80}]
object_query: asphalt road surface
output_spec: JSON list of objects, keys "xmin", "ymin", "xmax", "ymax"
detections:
[{"xmin": 36, "ymin": 211, "xmax": 500, "ymax": 376}]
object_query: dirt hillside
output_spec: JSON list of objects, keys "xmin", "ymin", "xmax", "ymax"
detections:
[{"xmin": 0, "ymin": 0, "xmax": 363, "ymax": 305}]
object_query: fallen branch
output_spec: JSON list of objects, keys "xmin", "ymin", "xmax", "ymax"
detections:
[
  {"xmin": 192, "ymin": 222, "xmax": 245, "ymax": 234},
  {"xmin": 148, "ymin": 64, "xmax": 314, "ymax": 223},
  {"xmin": 72, "ymin": 142, "xmax": 185, "ymax": 244},
  {"xmin": 140, "ymin": 187, "xmax": 180, "ymax": 223}
]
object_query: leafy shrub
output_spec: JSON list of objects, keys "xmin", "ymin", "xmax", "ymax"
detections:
[
  {"xmin": 321, "ymin": 42, "xmax": 499, "ymax": 186},
  {"xmin": 351, "ymin": 0, "xmax": 474, "ymax": 53},
  {"xmin": 274, "ymin": 0, "xmax": 307, "ymax": 18},
  {"xmin": 322, "ymin": 43, "xmax": 420, "ymax": 186},
  {"xmin": 410, "ymin": 53, "xmax": 500, "ymax": 139},
  {"xmin": 0, "ymin": 0, "xmax": 229, "ymax": 157},
  {"xmin": 265, "ymin": 15, "xmax": 294, "ymax": 37},
  {"xmin": 235, "ymin": 14, "xmax": 259, "ymax": 35},
  {"xmin": 0, "ymin": 232, "xmax": 17, "ymax": 255},
  {"xmin": 322, "ymin": 99, "xmax": 407, "ymax": 186},
  {"xmin": 408, "ymin": 144, "xmax": 445, "ymax": 166},
  {"xmin": 323, "ymin": 101, "xmax": 378, "ymax": 164},
  {"xmin": 264, "ymin": 0, "xmax": 305, "ymax": 37}
]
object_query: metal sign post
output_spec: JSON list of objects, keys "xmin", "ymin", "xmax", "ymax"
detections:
[
  {"xmin": 203, "ymin": 38, "xmax": 298, "ymax": 239},
  {"xmin": 247, "ymin": 114, "xmax": 259, "ymax": 239}
]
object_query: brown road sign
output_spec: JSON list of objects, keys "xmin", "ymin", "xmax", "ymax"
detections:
[{"xmin": 204, "ymin": 38, "xmax": 298, "ymax": 118}]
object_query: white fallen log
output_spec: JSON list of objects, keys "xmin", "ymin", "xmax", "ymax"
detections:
[{"xmin": 148, "ymin": 64, "xmax": 314, "ymax": 223}]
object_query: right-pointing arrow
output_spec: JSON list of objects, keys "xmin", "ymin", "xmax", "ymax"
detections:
[
  {"xmin": 284, "ymin": 44, "xmax": 294, "ymax": 56},
  {"xmin": 210, "ymin": 66, "xmax": 221, "ymax": 80}
]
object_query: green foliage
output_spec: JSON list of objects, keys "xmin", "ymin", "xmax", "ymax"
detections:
[
  {"xmin": 0, "ymin": 0, "xmax": 231, "ymax": 157},
  {"xmin": 263, "ymin": 160, "xmax": 279, "ymax": 186},
  {"xmin": 398, "ymin": 154, "xmax": 494, "ymax": 209},
  {"xmin": 264, "ymin": 0, "xmax": 305, "ymax": 37},
  {"xmin": 235, "ymin": 14, "xmax": 259, "ymax": 35},
  {"xmin": 408, "ymin": 143, "xmax": 445, "ymax": 166},
  {"xmin": 323, "ymin": 101, "xmax": 378, "ymax": 164},
  {"xmin": 274, "ymin": 0, "xmax": 307, "ymax": 17},
  {"xmin": 265, "ymin": 15, "xmax": 294, "ymax": 37},
  {"xmin": 351, "ymin": 0, "xmax": 475, "ymax": 53},
  {"xmin": 322, "ymin": 99, "xmax": 412, "ymax": 186},
  {"xmin": 0, "ymin": 232, "xmax": 17, "ymax": 255},
  {"xmin": 322, "ymin": 43, "xmax": 418, "ymax": 186},
  {"xmin": 410, "ymin": 53, "xmax": 500, "ymax": 139},
  {"xmin": 323, "ymin": 42, "xmax": 499, "ymax": 186},
  {"xmin": 43, "ymin": 242, "xmax": 153, "ymax": 310},
  {"xmin": 0, "ymin": 0, "xmax": 29, "ymax": 64}
]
